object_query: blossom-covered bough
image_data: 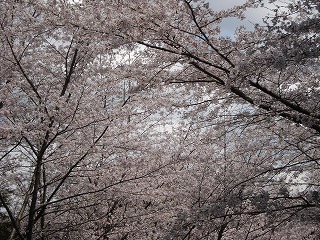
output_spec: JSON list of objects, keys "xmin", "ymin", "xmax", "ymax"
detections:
[{"xmin": 0, "ymin": 0, "xmax": 319, "ymax": 239}]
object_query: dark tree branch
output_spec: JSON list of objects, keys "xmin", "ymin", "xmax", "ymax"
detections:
[
  {"xmin": 184, "ymin": 63, "xmax": 320, "ymax": 133},
  {"xmin": 26, "ymin": 118, "xmax": 54, "ymax": 240},
  {"xmin": 217, "ymin": 222, "xmax": 228, "ymax": 240},
  {"xmin": 1, "ymin": 27, "xmax": 41, "ymax": 100},
  {"xmin": 61, "ymin": 48, "xmax": 78, "ymax": 97},
  {"xmin": 137, "ymin": 41, "xmax": 230, "ymax": 73},
  {"xmin": 0, "ymin": 192, "xmax": 24, "ymax": 240},
  {"xmin": 248, "ymin": 79, "xmax": 320, "ymax": 120}
]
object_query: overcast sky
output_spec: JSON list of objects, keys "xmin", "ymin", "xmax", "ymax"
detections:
[{"xmin": 208, "ymin": 0, "xmax": 277, "ymax": 37}]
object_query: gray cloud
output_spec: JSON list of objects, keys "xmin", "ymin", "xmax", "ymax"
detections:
[{"xmin": 207, "ymin": 0, "xmax": 277, "ymax": 37}]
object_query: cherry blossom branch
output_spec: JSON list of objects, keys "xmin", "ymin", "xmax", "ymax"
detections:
[
  {"xmin": 137, "ymin": 41, "xmax": 230, "ymax": 73},
  {"xmin": 183, "ymin": 0, "xmax": 235, "ymax": 67},
  {"xmin": 0, "ymin": 23, "xmax": 41, "ymax": 101},
  {"xmin": 33, "ymin": 124, "xmax": 110, "ymax": 224},
  {"xmin": 186, "ymin": 64, "xmax": 320, "ymax": 133}
]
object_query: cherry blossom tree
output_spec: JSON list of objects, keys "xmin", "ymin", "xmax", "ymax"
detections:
[
  {"xmin": 91, "ymin": 0, "xmax": 319, "ymax": 238},
  {"xmin": 1, "ymin": 0, "xmax": 320, "ymax": 239},
  {"xmin": 126, "ymin": 0, "xmax": 320, "ymax": 238},
  {"xmin": 0, "ymin": 1, "xmax": 179, "ymax": 239}
]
